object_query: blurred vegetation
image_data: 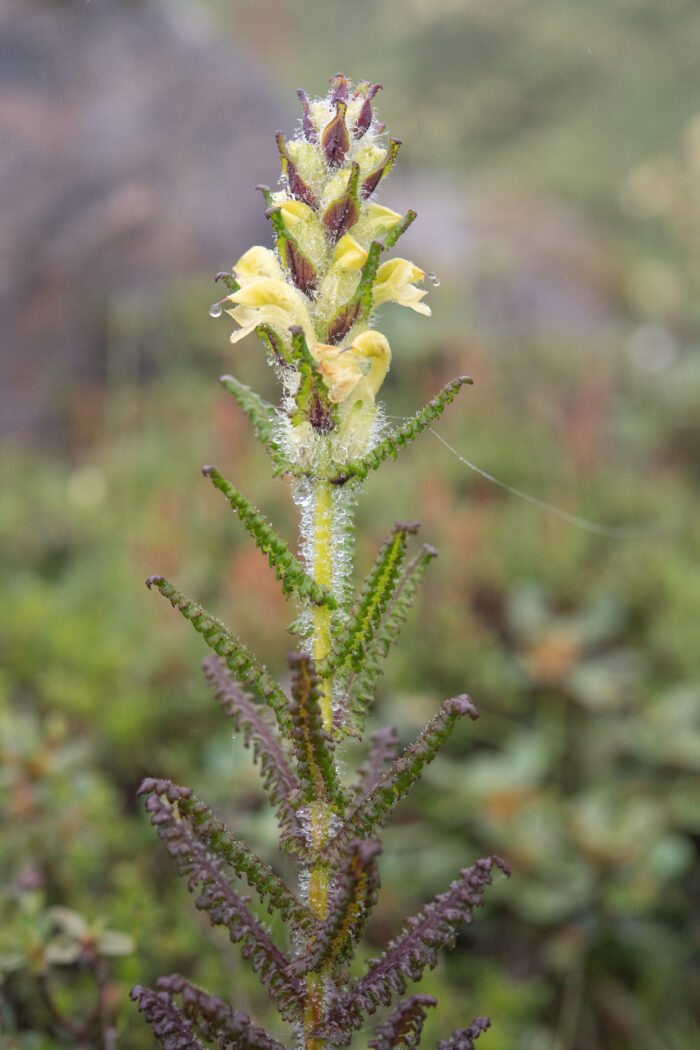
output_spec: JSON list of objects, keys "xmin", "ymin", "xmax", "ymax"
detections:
[{"xmin": 3, "ymin": 2, "xmax": 700, "ymax": 1049}]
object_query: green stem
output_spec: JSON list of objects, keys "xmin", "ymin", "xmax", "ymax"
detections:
[{"xmin": 303, "ymin": 476, "xmax": 338, "ymax": 1050}]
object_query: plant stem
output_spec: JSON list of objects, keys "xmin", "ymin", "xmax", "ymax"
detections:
[
  {"xmin": 303, "ymin": 476, "xmax": 336, "ymax": 1050},
  {"xmin": 312, "ymin": 480, "xmax": 334, "ymax": 731}
]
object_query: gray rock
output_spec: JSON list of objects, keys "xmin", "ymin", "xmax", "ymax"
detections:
[{"xmin": 0, "ymin": 0, "xmax": 289, "ymax": 441}]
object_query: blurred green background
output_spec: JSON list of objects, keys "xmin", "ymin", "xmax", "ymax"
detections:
[{"xmin": 2, "ymin": 1, "xmax": 699, "ymax": 1048}]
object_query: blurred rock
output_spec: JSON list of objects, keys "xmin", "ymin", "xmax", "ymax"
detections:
[
  {"xmin": 390, "ymin": 173, "xmax": 625, "ymax": 343},
  {"xmin": 0, "ymin": 0, "xmax": 288, "ymax": 443}
]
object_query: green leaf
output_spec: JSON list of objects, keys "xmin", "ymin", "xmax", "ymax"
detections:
[
  {"xmin": 330, "ymin": 376, "xmax": 472, "ymax": 484},
  {"xmin": 289, "ymin": 326, "xmax": 338, "ymax": 432},
  {"xmin": 327, "ymin": 695, "xmax": 479, "ymax": 853},
  {"xmin": 380, "ymin": 207, "xmax": 416, "ymax": 249},
  {"xmin": 146, "ymin": 576, "xmax": 292, "ymax": 736},
  {"xmin": 291, "ymin": 839, "xmax": 381, "ymax": 977},
  {"xmin": 201, "ymin": 466, "xmax": 337, "ymax": 609},
  {"xmin": 218, "ymin": 374, "xmax": 287, "ymax": 466},
  {"xmin": 320, "ymin": 858, "xmax": 507, "ymax": 1041},
  {"xmin": 338, "ymin": 544, "xmax": 438, "ymax": 735},
  {"xmin": 287, "ymin": 653, "xmax": 346, "ymax": 812},
  {"xmin": 320, "ymin": 522, "xmax": 419, "ymax": 678},
  {"xmin": 172, "ymin": 790, "xmax": 315, "ymax": 934},
  {"xmin": 137, "ymin": 779, "xmax": 304, "ymax": 1021},
  {"xmin": 203, "ymin": 655, "xmax": 304, "ymax": 853}
]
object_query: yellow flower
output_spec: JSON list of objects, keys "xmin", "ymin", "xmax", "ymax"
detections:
[
  {"xmin": 273, "ymin": 198, "xmax": 329, "ymax": 271},
  {"xmin": 332, "ymin": 234, "xmax": 368, "ymax": 271},
  {"xmin": 350, "ymin": 203, "xmax": 403, "ymax": 247},
  {"xmin": 310, "ymin": 343, "xmax": 365, "ymax": 403},
  {"xmin": 310, "ymin": 330, "xmax": 391, "ymax": 405},
  {"xmin": 347, "ymin": 330, "xmax": 392, "ymax": 397},
  {"xmin": 233, "ymin": 246, "xmax": 284, "ymax": 283},
  {"xmin": 372, "ymin": 258, "xmax": 431, "ymax": 316},
  {"xmin": 226, "ymin": 272, "xmax": 315, "ymax": 346}
]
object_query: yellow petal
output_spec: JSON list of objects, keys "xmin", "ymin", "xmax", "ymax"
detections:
[
  {"xmin": 333, "ymin": 235, "xmax": 369, "ymax": 271},
  {"xmin": 348, "ymin": 330, "xmax": 392, "ymax": 396},
  {"xmin": 278, "ymin": 199, "xmax": 316, "ymax": 227},
  {"xmin": 372, "ymin": 257, "xmax": 431, "ymax": 315},
  {"xmin": 351, "ymin": 204, "xmax": 402, "ymax": 246},
  {"xmin": 228, "ymin": 278, "xmax": 316, "ymax": 344},
  {"xmin": 230, "ymin": 277, "xmax": 302, "ymax": 310},
  {"xmin": 274, "ymin": 198, "xmax": 329, "ymax": 274},
  {"xmin": 233, "ymin": 246, "xmax": 283, "ymax": 282},
  {"xmin": 310, "ymin": 343, "xmax": 365, "ymax": 403}
]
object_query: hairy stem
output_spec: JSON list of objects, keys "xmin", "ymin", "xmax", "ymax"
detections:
[
  {"xmin": 312, "ymin": 481, "xmax": 334, "ymax": 730},
  {"xmin": 303, "ymin": 477, "xmax": 338, "ymax": 1050}
]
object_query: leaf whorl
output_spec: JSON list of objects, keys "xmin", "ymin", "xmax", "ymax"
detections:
[
  {"xmin": 292, "ymin": 838, "xmax": 382, "ymax": 977},
  {"xmin": 137, "ymin": 779, "xmax": 304, "ymax": 1020},
  {"xmin": 131, "ymin": 984, "xmax": 206, "ymax": 1050},
  {"xmin": 202, "ymin": 655, "xmax": 304, "ymax": 852},
  {"xmin": 437, "ymin": 1017, "xmax": 491, "ymax": 1050},
  {"xmin": 367, "ymin": 994, "xmax": 437, "ymax": 1050},
  {"xmin": 328, "ymin": 695, "xmax": 479, "ymax": 855},
  {"xmin": 154, "ymin": 974, "xmax": 288, "ymax": 1050},
  {"xmin": 287, "ymin": 653, "xmax": 345, "ymax": 810},
  {"xmin": 318, "ymin": 857, "xmax": 509, "ymax": 1040}
]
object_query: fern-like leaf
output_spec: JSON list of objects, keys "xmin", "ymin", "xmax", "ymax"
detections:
[
  {"xmin": 330, "ymin": 376, "xmax": 472, "ymax": 484},
  {"xmin": 368, "ymin": 994, "xmax": 437, "ymax": 1050},
  {"xmin": 154, "ymin": 974, "xmax": 289, "ymax": 1050},
  {"xmin": 131, "ymin": 984, "xmax": 206, "ymax": 1050},
  {"xmin": 291, "ymin": 839, "xmax": 381, "ymax": 977},
  {"xmin": 319, "ymin": 857, "xmax": 509, "ymax": 1040},
  {"xmin": 437, "ymin": 1018, "xmax": 492, "ymax": 1050},
  {"xmin": 146, "ymin": 576, "xmax": 292, "ymax": 736},
  {"xmin": 140, "ymin": 779, "xmax": 313, "ymax": 934},
  {"xmin": 218, "ymin": 374, "xmax": 286, "ymax": 465},
  {"xmin": 137, "ymin": 779, "xmax": 304, "ymax": 1021},
  {"xmin": 320, "ymin": 522, "xmax": 419, "ymax": 678},
  {"xmin": 201, "ymin": 466, "xmax": 338, "ymax": 609},
  {"xmin": 336, "ymin": 545, "xmax": 437, "ymax": 735},
  {"xmin": 288, "ymin": 653, "xmax": 345, "ymax": 811},
  {"xmin": 350, "ymin": 725, "xmax": 400, "ymax": 802},
  {"xmin": 327, "ymin": 696, "xmax": 478, "ymax": 854},
  {"xmin": 202, "ymin": 655, "xmax": 302, "ymax": 851}
]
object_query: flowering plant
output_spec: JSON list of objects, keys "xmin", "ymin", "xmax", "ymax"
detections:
[{"xmin": 133, "ymin": 74, "xmax": 508, "ymax": 1050}]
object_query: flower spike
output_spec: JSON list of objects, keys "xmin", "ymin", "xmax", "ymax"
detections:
[{"xmin": 138, "ymin": 76, "xmax": 504, "ymax": 1050}]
